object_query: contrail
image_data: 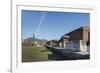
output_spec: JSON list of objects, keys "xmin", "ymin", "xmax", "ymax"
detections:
[{"xmin": 35, "ymin": 12, "xmax": 47, "ymax": 36}]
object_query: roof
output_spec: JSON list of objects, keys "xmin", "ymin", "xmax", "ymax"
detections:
[{"xmin": 64, "ymin": 26, "xmax": 90, "ymax": 36}]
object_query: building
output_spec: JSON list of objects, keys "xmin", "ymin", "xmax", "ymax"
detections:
[
  {"xmin": 22, "ymin": 38, "xmax": 33, "ymax": 46},
  {"xmin": 58, "ymin": 26, "xmax": 90, "ymax": 52},
  {"xmin": 22, "ymin": 36, "xmax": 47, "ymax": 47},
  {"xmin": 67, "ymin": 40, "xmax": 88, "ymax": 52},
  {"xmin": 65, "ymin": 26, "xmax": 90, "ymax": 42},
  {"xmin": 59, "ymin": 35, "xmax": 70, "ymax": 48}
]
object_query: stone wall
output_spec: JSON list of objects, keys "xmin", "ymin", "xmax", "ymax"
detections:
[{"xmin": 67, "ymin": 40, "xmax": 89, "ymax": 52}]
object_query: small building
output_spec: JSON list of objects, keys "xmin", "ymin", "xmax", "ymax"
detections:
[
  {"xmin": 22, "ymin": 37, "xmax": 47, "ymax": 47},
  {"xmin": 59, "ymin": 35, "xmax": 70, "ymax": 48}
]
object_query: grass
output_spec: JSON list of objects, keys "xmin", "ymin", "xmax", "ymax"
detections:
[{"xmin": 22, "ymin": 46, "xmax": 51, "ymax": 62}]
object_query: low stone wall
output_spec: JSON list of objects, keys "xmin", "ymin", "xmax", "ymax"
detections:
[{"xmin": 45, "ymin": 46, "xmax": 90, "ymax": 60}]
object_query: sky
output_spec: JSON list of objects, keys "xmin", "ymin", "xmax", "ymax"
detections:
[{"xmin": 22, "ymin": 10, "xmax": 90, "ymax": 40}]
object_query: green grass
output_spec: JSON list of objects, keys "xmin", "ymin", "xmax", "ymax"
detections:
[{"xmin": 22, "ymin": 46, "xmax": 51, "ymax": 62}]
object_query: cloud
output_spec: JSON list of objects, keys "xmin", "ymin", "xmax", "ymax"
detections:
[{"xmin": 35, "ymin": 12, "xmax": 47, "ymax": 36}]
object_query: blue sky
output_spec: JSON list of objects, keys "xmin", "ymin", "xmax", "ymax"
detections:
[{"xmin": 22, "ymin": 10, "xmax": 90, "ymax": 40}]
